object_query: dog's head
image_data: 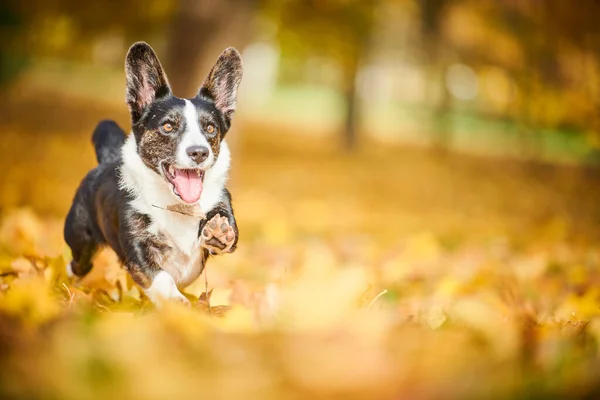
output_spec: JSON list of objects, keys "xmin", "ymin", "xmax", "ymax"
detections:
[{"xmin": 124, "ymin": 42, "xmax": 242, "ymax": 204}]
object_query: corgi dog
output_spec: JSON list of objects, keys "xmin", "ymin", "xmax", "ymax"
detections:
[{"xmin": 64, "ymin": 42, "xmax": 242, "ymax": 304}]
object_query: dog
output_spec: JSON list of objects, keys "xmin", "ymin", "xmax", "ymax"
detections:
[{"xmin": 64, "ymin": 42, "xmax": 243, "ymax": 304}]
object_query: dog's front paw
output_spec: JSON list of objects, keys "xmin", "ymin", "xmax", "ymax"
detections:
[
  {"xmin": 201, "ymin": 214, "xmax": 235, "ymax": 255},
  {"xmin": 147, "ymin": 288, "xmax": 190, "ymax": 307},
  {"xmin": 144, "ymin": 271, "xmax": 191, "ymax": 307}
]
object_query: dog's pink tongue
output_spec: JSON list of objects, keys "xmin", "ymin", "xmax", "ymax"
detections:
[{"xmin": 172, "ymin": 169, "xmax": 202, "ymax": 204}]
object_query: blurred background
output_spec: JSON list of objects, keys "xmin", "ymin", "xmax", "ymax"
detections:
[
  {"xmin": 2, "ymin": 0, "xmax": 600, "ymax": 242},
  {"xmin": 3, "ymin": 0, "xmax": 600, "ymax": 157},
  {"xmin": 4, "ymin": 1, "xmax": 600, "ymax": 399}
]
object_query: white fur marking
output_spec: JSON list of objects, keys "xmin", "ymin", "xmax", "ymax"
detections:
[
  {"xmin": 145, "ymin": 271, "xmax": 188, "ymax": 305},
  {"xmin": 66, "ymin": 261, "xmax": 74, "ymax": 278},
  {"xmin": 200, "ymin": 141, "xmax": 230, "ymax": 212},
  {"xmin": 178, "ymin": 100, "xmax": 213, "ymax": 169}
]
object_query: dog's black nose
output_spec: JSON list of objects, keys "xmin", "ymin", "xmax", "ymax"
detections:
[{"xmin": 186, "ymin": 146, "xmax": 209, "ymax": 163}]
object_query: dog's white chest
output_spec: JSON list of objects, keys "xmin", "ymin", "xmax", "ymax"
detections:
[{"xmin": 151, "ymin": 213, "xmax": 205, "ymax": 287}]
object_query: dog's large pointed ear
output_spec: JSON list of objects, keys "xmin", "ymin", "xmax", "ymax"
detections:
[
  {"xmin": 199, "ymin": 48, "xmax": 243, "ymax": 124},
  {"xmin": 125, "ymin": 42, "xmax": 171, "ymax": 123}
]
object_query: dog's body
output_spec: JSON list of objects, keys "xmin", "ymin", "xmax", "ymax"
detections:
[{"xmin": 64, "ymin": 43, "xmax": 243, "ymax": 304}]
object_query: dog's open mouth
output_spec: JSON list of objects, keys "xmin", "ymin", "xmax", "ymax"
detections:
[{"xmin": 162, "ymin": 163, "xmax": 205, "ymax": 204}]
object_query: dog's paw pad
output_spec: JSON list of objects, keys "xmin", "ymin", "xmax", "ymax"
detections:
[{"xmin": 201, "ymin": 214, "xmax": 235, "ymax": 255}]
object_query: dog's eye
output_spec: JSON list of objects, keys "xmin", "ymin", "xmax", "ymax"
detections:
[
  {"xmin": 162, "ymin": 122, "xmax": 174, "ymax": 133},
  {"xmin": 206, "ymin": 124, "xmax": 215, "ymax": 135}
]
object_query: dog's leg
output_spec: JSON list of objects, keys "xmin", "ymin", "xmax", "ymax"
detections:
[
  {"xmin": 68, "ymin": 242, "xmax": 98, "ymax": 277},
  {"xmin": 199, "ymin": 189, "xmax": 238, "ymax": 255},
  {"xmin": 123, "ymin": 242, "xmax": 189, "ymax": 306},
  {"xmin": 64, "ymin": 204, "xmax": 98, "ymax": 277},
  {"xmin": 143, "ymin": 270, "xmax": 189, "ymax": 305},
  {"xmin": 120, "ymin": 210, "xmax": 188, "ymax": 305}
]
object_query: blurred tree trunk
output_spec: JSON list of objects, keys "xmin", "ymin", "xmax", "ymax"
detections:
[
  {"xmin": 341, "ymin": 1, "xmax": 377, "ymax": 151},
  {"xmin": 343, "ymin": 81, "xmax": 357, "ymax": 150},
  {"xmin": 165, "ymin": 0, "xmax": 256, "ymax": 98},
  {"xmin": 342, "ymin": 56, "xmax": 362, "ymax": 150},
  {"xmin": 419, "ymin": 0, "xmax": 452, "ymax": 154},
  {"xmin": 165, "ymin": 0, "xmax": 256, "ymax": 163},
  {"xmin": 424, "ymin": 49, "xmax": 451, "ymax": 154}
]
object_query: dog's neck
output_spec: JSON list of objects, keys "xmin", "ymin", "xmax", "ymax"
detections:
[{"xmin": 119, "ymin": 134, "xmax": 230, "ymax": 217}]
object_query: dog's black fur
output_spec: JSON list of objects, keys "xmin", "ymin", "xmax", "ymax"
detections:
[{"xmin": 64, "ymin": 42, "xmax": 242, "ymax": 303}]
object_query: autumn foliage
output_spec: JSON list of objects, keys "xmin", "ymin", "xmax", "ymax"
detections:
[{"xmin": 0, "ymin": 123, "xmax": 599, "ymax": 400}]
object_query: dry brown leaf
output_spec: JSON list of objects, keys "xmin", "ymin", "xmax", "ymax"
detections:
[
  {"xmin": 196, "ymin": 290, "xmax": 231, "ymax": 318},
  {"xmin": 165, "ymin": 204, "xmax": 206, "ymax": 218}
]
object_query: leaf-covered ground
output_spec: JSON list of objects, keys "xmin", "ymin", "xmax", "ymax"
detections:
[{"xmin": 2, "ymin": 115, "xmax": 600, "ymax": 399}]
